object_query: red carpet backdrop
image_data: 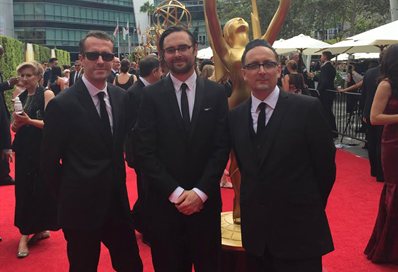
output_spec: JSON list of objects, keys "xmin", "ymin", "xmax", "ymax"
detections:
[{"xmin": 0, "ymin": 150, "xmax": 397, "ymax": 271}]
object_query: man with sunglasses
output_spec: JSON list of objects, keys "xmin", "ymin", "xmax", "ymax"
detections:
[
  {"xmin": 135, "ymin": 26, "xmax": 229, "ymax": 271},
  {"xmin": 69, "ymin": 60, "xmax": 82, "ymax": 87},
  {"xmin": 42, "ymin": 31, "xmax": 142, "ymax": 272},
  {"xmin": 228, "ymin": 39, "xmax": 336, "ymax": 272}
]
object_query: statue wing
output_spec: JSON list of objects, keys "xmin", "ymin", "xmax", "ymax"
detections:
[{"xmin": 261, "ymin": 0, "xmax": 291, "ymax": 45}]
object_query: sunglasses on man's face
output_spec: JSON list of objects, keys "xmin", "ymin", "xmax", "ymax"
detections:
[{"xmin": 84, "ymin": 51, "xmax": 115, "ymax": 62}]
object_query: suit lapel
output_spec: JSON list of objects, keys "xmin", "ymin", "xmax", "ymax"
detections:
[
  {"xmin": 189, "ymin": 77, "xmax": 205, "ymax": 138},
  {"xmin": 76, "ymin": 80, "xmax": 112, "ymax": 148},
  {"xmin": 107, "ymin": 85, "xmax": 120, "ymax": 145},
  {"xmin": 164, "ymin": 76, "xmax": 186, "ymax": 133},
  {"xmin": 242, "ymin": 98, "xmax": 258, "ymax": 166},
  {"xmin": 258, "ymin": 91, "xmax": 289, "ymax": 167}
]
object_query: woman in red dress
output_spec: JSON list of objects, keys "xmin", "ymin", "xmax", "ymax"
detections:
[{"xmin": 365, "ymin": 44, "xmax": 398, "ymax": 264}]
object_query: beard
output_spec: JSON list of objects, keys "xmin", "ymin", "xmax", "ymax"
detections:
[{"xmin": 167, "ymin": 57, "xmax": 195, "ymax": 75}]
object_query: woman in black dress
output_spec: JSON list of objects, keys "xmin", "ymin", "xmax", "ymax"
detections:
[
  {"xmin": 11, "ymin": 61, "xmax": 58, "ymax": 258},
  {"xmin": 114, "ymin": 59, "xmax": 137, "ymax": 90}
]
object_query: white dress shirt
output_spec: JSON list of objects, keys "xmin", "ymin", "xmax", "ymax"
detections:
[
  {"xmin": 139, "ymin": 76, "xmax": 151, "ymax": 87},
  {"xmin": 251, "ymin": 86, "xmax": 280, "ymax": 133},
  {"xmin": 82, "ymin": 75, "xmax": 113, "ymax": 133},
  {"xmin": 168, "ymin": 72, "xmax": 208, "ymax": 204},
  {"xmin": 170, "ymin": 72, "xmax": 197, "ymax": 120}
]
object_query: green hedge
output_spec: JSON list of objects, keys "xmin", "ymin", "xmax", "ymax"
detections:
[
  {"xmin": 55, "ymin": 49, "xmax": 71, "ymax": 67},
  {"xmin": 0, "ymin": 35, "xmax": 25, "ymax": 111},
  {"xmin": 33, "ymin": 44, "xmax": 51, "ymax": 64}
]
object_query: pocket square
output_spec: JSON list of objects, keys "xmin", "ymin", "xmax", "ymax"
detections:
[{"xmin": 204, "ymin": 107, "xmax": 212, "ymax": 111}]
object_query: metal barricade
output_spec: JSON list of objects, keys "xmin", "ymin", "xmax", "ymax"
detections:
[{"xmin": 309, "ymin": 88, "xmax": 366, "ymax": 143}]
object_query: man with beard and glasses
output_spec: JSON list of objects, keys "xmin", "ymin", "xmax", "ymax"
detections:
[{"xmin": 135, "ymin": 26, "xmax": 229, "ymax": 271}]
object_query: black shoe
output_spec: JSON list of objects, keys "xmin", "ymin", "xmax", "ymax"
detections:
[{"xmin": 0, "ymin": 177, "xmax": 15, "ymax": 186}]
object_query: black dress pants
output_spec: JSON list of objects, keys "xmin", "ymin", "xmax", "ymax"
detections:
[
  {"xmin": 246, "ymin": 250, "xmax": 322, "ymax": 272},
  {"xmin": 63, "ymin": 201, "xmax": 143, "ymax": 272},
  {"xmin": 367, "ymin": 124, "xmax": 384, "ymax": 181}
]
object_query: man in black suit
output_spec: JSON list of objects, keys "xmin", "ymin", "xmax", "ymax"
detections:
[
  {"xmin": 317, "ymin": 51, "xmax": 337, "ymax": 137},
  {"xmin": 41, "ymin": 31, "xmax": 142, "ymax": 272},
  {"xmin": 69, "ymin": 60, "xmax": 82, "ymax": 87},
  {"xmin": 43, "ymin": 57, "xmax": 58, "ymax": 88},
  {"xmin": 0, "ymin": 88, "xmax": 12, "ymax": 241},
  {"xmin": 363, "ymin": 54, "xmax": 384, "ymax": 182},
  {"xmin": 107, "ymin": 57, "xmax": 120, "ymax": 84},
  {"xmin": 135, "ymin": 26, "xmax": 229, "ymax": 271},
  {"xmin": 0, "ymin": 45, "xmax": 17, "ymax": 186},
  {"xmin": 229, "ymin": 39, "xmax": 336, "ymax": 272},
  {"xmin": 126, "ymin": 55, "xmax": 161, "ymax": 240}
]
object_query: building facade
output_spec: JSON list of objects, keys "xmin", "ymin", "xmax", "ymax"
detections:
[
  {"xmin": 0, "ymin": 0, "xmax": 15, "ymax": 37},
  {"xmin": 13, "ymin": 0, "xmax": 138, "ymax": 60}
]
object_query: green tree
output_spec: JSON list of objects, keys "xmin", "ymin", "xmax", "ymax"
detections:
[{"xmin": 140, "ymin": 1, "xmax": 156, "ymax": 26}]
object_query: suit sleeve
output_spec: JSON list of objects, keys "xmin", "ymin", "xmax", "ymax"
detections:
[
  {"xmin": 134, "ymin": 89, "xmax": 181, "ymax": 199},
  {"xmin": 0, "ymin": 81, "xmax": 12, "ymax": 92},
  {"xmin": 41, "ymin": 98, "xmax": 68, "ymax": 197},
  {"xmin": 195, "ymin": 87, "xmax": 230, "ymax": 196},
  {"xmin": 306, "ymin": 98, "xmax": 336, "ymax": 207},
  {"xmin": 0, "ymin": 98, "xmax": 11, "ymax": 150}
]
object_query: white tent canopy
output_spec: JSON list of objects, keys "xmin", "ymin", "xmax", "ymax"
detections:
[
  {"xmin": 197, "ymin": 47, "xmax": 213, "ymax": 59},
  {"xmin": 273, "ymin": 34, "xmax": 330, "ymax": 55},
  {"xmin": 317, "ymin": 20, "xmax": 398, "ymax": 54},
  {"xmin": 331, "ymin": 52, "xmax": 380, "ymax": 61}
]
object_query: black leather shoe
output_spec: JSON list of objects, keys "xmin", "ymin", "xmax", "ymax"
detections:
[{"xmin": 0, "ymin": 177, "xmax": 15, "ymax": 186}]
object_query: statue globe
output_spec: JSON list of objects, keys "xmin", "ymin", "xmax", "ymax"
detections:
[{"xmin": 153, "ymin": 0, "xmax": 192, "ymax": 37}]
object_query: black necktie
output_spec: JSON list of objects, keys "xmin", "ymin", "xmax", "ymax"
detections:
[
  {"xmin": 97, "ymin": 92, "xmax": 112, "ymax": 138},
  {"xmin": 257, "ymin": 102, "xmax": 266, "ymax": 135},
  {"xmin": 180, "ymin": 83, "xmax": 190, "ymax": 131}
]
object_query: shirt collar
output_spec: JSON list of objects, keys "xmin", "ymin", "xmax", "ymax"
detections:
[
  {"xmin": 82, "ymin": 75, "xmax": 108, "ymax": 97},
  {"xmin": 139, "ymin": 76, "xmax": 151, "ymax": 87},
  {"xmin": 251, "ymin": 86, "xmax": 280, "ymax": 112},
  {"xmin": 170, "ymin": 71, "xmax": 197, "ymax": 92}
]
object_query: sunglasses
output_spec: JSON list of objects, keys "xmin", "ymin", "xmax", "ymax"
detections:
[{"xmin": 84, "ymin": 51, "xmax": 115, "ymax": 62}]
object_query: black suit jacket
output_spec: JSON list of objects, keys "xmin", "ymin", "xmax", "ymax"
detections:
[
  {"xmin": 0, "ymin": 93, "xmax": 11, "ymax": 150},
  {"xmin": 107, "ymin": 70, "xmax": 118, "ymax": 84},
  {"xmin": 362, "ymin": 66, "xmax": 381, "ymax": 123},
  {"xmin": 0, "ymin": 73, "xmax": 12, "ymax": 120},
  {"xmin": 229, "ymin": 91, "xmax": 335, "ymax": 259},
  {"xmin": 69, "ymin": 70, "xmax": 81, "ymax": 87},
  {"xmin": 125, "ymin": 78, "xmax": 146, "ymax": 167},
  {"xmin": 135, "ymin": 75, "xmax": 229, "ymax": 221},
  {"xmin": 317, "ymin": 62, "xmax": 336, "ymax": 99},
  {"xmin": 41, "ymin": 79, "xmax": 132, "ymax": 230}
]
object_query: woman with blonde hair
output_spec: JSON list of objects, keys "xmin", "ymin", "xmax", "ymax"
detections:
[{"xmin": 12, "ymin": 61, "xmax": 58, "ymax": 258}]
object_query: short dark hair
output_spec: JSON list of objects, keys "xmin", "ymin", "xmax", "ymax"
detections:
[
  {"xmin": 79, "ymin": 31, "xmax": 114, "ymax": 55},
  {"xmin": 48, "ymin": 57, "xmax": 58, "ymax": 63},
  {"xmin": 241, "ymin": 39, "xmax": 278, "ymax": 65},
  {"xmin": 322, "ymin": 51, "xmax": 333, "ymax": 61},
  {"xmin": 158, "ymin": 26, "xmax": 197, "ymax": 53},
  {"xmin": 139, "ymin": 55, "xmax": 160, "ymax": 77},
  {"xmin": 120, "ymin": 59, "xmax": 130, "ymax": 73}
]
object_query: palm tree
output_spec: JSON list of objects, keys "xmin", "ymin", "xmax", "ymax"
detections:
[{"xmin": 140, "ymin": 1, "xmax": 156, "ymax": 26}]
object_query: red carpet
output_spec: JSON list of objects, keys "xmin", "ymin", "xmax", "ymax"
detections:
[{"xmin": 0, "ymin": 149, "xmax": 397, "ymax": 271}]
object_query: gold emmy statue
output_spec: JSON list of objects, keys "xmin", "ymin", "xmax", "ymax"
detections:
[
  {"xmin": 153, "ymin": 0, "xmax": 192, "ymax": 40},
  {"xmin": 205, "ymin": 0, "xmax": 290, "ymax": 234}
]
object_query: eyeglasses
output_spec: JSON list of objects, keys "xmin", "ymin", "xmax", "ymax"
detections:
[
  {"xmin": 84, "ymin": 51, "xmax": 115, "ymax": 62},
  {"xmin": 243, "ymin": 61, "xmax": 278, "ymax": 71},
  {"xmin": 164, "ymin": 45, "xmax": 192, "ymax": 55}
]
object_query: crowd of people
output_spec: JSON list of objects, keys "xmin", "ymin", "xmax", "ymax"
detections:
[{"xmin": 0, "ymin": 26, "xmax": 397, "ymax": 272}]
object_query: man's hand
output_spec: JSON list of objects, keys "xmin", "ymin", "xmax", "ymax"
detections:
[
  {"xmin": 8, "ymin": 77, "xmax": 19, "ymax": 87},
  {"xmin": 175, "ymin": 190, "xmax": 203, "ymax": 215}
]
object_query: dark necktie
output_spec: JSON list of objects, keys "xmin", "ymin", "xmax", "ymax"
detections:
[
  {"xmin": 75, "ymin": 72, "xmax": 79, "ymax": 82},
  {"xmin": 257, "ymin": 102, "xmax": 266, "ymax": 135},
  {"xmin": 180, "ymin": 83, "xmax": 190, "ymax": 131},
  {"xmin": 97, "ymin": 92, "xmax": 112, "ymax": 138}
]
